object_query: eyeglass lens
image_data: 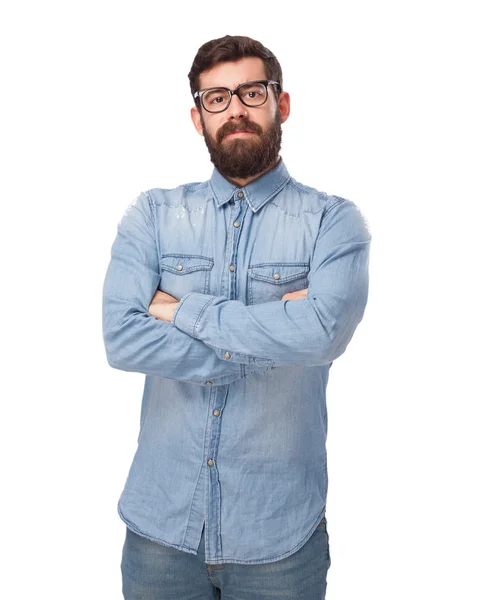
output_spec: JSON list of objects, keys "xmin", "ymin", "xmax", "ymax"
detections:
[{"xmin": 202, "ymin": 82, "xmax": 267, "ymax": 112}]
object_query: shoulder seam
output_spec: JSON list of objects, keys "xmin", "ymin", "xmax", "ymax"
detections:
[
  {"xmin": 323, "ymin": 197, "xmax": 347, "ymax": 218},
  {"xmin": 288, "ymin": 179, "xmax": 318, "ymax": 196}
]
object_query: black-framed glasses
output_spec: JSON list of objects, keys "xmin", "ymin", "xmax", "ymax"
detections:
[{"xmin": 193, "ymin": 79, "xmax": 281, "ymax": 113}]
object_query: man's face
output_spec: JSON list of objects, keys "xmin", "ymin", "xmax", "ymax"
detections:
[{"xmin": 191, "ymin": 57, "xmax": 290, "ymax": 180}]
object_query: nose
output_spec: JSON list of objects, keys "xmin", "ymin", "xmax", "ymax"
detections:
[{"xmin": 227, "ymin": 93, "xmax": 248, "ymax": 119}]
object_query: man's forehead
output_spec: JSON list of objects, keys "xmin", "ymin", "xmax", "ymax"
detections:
[{"xmin": 198, "ymin": 57, "xmax": 267, "ymax": 90}]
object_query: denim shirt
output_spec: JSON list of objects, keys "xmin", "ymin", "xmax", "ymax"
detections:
[{"xmin": 102, "ymin": 158, "xmax": 371, "ymax": 565}]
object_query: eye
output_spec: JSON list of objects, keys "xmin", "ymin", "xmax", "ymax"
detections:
[
  {"xmin": 203, "ymin": 89, "xmax": 229, "ymax": 108},
  {"xmin": 239, "ymin": 84, "xmax": 266, "ymax": 102}
]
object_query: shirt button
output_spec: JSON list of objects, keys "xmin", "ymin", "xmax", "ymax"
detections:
[
  {"xmin": 176, "ymin": 265, "xmax": 183, "ymax": 271},
  {"xmin": 213, "ymin": 409, "xmax": 221, "ymax": 417},
  {"xmin": 233, "ymin": 221, "xmax": 240, "ymax": 228},
  {"xmin": 205, "ymin": 381, "xmax": 213, "ymax": 386},
  {"xmin": 229, "ymin": 265, "xmax": 235, "ymax": 272},
  {"xmin": 207, "ymin": 458, "xmax": 215, "ymax": 466},
  {"xmin": 273, "ymin": 273, "xmax": 280, "ymax": 280},
  {"xmin": 238, "ymin": 191, "xmax": 244, "ymax": 198},
  {"xmin": 224, "ymin": 352, "xmax": 231, "ymax": 359}
]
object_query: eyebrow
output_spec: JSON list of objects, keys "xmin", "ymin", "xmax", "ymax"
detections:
[{"xmin": 199, "ymin": 79, "xmax": 267, "ymax": 91}]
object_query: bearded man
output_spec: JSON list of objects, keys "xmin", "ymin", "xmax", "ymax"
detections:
[{"xmin": 102, "ymin": 34, "xmax": 371, "ymax": 600}]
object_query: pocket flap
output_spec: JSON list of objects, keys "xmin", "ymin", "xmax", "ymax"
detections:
[
  {"xmin": 249, "ymin": 263, "xmax": 309, "ymax": 284},
  {"xmin": 160, "ymin": 254, "xmax": 214, "ymax": 275}
]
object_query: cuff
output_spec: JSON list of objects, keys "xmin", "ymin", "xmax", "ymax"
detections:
[
  {"xmin": 213, "ymin": 347, "xmax": 275, "ymax": 368},
  {"xmin": 172, "ymin": 292, "xmax": 217, "ymax": 338}
]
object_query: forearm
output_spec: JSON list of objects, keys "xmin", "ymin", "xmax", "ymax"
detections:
[
  {"xmin": 102, "ymin": 192, "xmax": 249, "ymax": 386},
  {"xmin": 171, "ymin": 282, "xmax": 368, "ymax": 368},
  {"xmin": 172, "ymin": 199, "xmax": 371, "ymax": 368},
  {"xmin": 103, "ymin": 296, "xmax": 247, "ymax": 386}
]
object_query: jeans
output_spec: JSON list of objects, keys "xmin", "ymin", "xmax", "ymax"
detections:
[{"xmin": 121, "ymin": 517, "xmax": 331, "ymax": 599}]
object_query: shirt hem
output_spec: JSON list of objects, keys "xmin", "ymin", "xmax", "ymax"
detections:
[
  {"xmin": 203, "ymin": 507, "xmax": 327, "ymax": 565},
  {"xmin": 118, "ymin": 503, "xmax": 198, "ymax": 556},
  {"xmin": 118, "ymin": 501, "xmax": 326, "ymax": 565}
]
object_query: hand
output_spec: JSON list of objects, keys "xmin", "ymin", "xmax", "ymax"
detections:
[
  {"xmin": 281, "ymin": 287, "xmax": 308, "ymax": 301},
  {"xmin": 148, "ymin": 290, "xmax": 180, "ymax": 322}
]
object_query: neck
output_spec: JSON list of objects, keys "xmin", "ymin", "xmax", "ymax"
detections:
[{"xmin": 223, "ymin": 156, "xmax": 281, "ymax": 188}]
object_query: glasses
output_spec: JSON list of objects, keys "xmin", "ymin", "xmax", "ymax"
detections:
[{"xmin": 193, "ymin": 79, "xmax": 281, "ymax": 113}]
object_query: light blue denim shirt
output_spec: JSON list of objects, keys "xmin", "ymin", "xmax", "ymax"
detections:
[{"xmin": 102, "ymin": 158, "xmax": 371, "ymax": 565}]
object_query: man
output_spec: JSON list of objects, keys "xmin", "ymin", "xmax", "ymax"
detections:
[{"xmin": 102, "ymin": 34, "xmax": 370, "ymax": 599}]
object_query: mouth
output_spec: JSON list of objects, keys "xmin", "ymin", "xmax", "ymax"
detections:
[{"xmin": 225, "ymin": 130, "xmax": 256, "ymax": 138}]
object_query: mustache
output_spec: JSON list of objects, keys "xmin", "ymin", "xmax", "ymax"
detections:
[{"xmin": 217, "ymin": 119, "xmax": 263, "ymax": 143}]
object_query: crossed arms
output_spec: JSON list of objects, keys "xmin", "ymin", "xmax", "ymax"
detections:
[
  {"xmin": 147, "ymin": 287, "xmax": 308, "ymax": 323},
  {"xmin": 102, "ymin": 191, "xmax": 370, "ymax": 386}
]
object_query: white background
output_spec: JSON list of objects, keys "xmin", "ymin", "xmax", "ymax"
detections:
[{"xmin": 1, "ymin": 1, "xmax": 478, "ymax": 598}]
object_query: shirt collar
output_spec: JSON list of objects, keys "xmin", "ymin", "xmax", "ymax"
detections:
[{"xmin": 209, "ymin": 157, "xmax": 290, "ymax": 213}]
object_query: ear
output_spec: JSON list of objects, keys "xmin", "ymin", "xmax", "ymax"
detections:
[
  {"xmin": 191, "ymin": 105, "xmax": 204, "ymax": 136},
  {"xmin": 277, "ymin": 91, "xmax": 291, "ymax": 124}
]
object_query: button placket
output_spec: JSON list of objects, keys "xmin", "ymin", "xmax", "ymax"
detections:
[
  {"xmin": 227, "ymin": 196, "xmax": 245, "ymax": 302},
  {"xmin": 204, "ymin": 384, "xmax": 228, "ymax": 560},
  {"xmin": 206, "ymin": 386, "xmax": 228, "ymax": 461}
]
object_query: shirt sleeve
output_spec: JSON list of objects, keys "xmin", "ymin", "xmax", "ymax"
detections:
[
  {"xmin": 171, "ymin": 198, "xmax": 371, "ymax": 367},
  {"xmin": 102, "ymin": 191, "xmax": 250, "ymax": 386}
]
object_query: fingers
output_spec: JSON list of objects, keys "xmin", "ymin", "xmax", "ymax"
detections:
[{"xmin": 281, "ymin": 288, "xmax": 309, "ymax": 301}]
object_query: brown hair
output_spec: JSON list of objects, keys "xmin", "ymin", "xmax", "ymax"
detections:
[{"xmin": 188, "ymin": 35, "xmax": 283, "ymax": 103}]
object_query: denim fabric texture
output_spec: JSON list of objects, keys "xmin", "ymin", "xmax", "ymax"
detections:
[
  {"xmin": 102, "ymin": 158, "xmax": 370, "ymax": 565},
  {"xmin": 121, "ymin": 517, "xmax": 331, "ymax": 599}
]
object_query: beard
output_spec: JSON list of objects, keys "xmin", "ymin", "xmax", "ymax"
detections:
[{"xmin": 201, "ymin": 109, "xmax": 282, "ymax": 180}]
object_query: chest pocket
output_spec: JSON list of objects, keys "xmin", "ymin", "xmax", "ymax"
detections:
[
  {"xmin": 159, "ymin": 254, "xmax": 214, "ymax": 298},
  {"xmin": 247, "ymin": 262, "xmax": 310, "ymax": 305}
]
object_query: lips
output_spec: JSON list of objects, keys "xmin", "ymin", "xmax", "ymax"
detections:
[{"xmin": 227, "ymin": 130, "xmax": 255, "ymax": 135}]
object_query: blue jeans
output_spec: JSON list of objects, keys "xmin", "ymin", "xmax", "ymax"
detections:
[{"xmin": 121, "ymin": 517, "xmax": 331, "ymax": 599}]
